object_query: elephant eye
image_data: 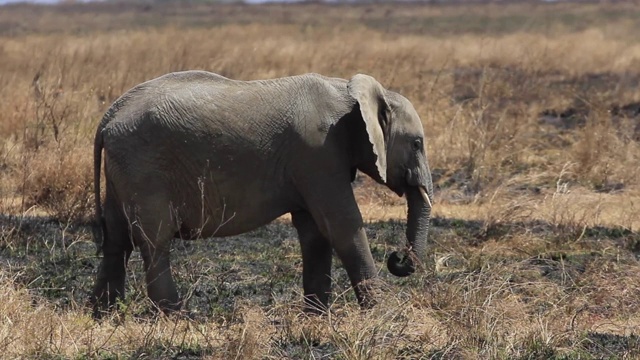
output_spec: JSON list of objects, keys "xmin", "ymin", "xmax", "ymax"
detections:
[{"xmin": 412, "ymin": 139, "xmax": 422, "ymax": 151}]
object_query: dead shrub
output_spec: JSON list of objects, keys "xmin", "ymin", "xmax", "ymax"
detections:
[{"xmin": 21, "ymin": 143, "xmax": 92, "ymax": 222}]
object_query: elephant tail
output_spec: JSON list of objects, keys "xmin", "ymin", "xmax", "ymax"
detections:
[{"xmin": 92, "ymin": 114, "xmax": 108, "ymax": 256}]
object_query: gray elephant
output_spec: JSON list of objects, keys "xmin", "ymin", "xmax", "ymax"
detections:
[{"xmin": 90, "ymin": 70, "xmax": 433, "ymax": 316}]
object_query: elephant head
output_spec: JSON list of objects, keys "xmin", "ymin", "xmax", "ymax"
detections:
[{"xmin": 348, "ymin": 74, "xmax": 434, "ymax": 277}]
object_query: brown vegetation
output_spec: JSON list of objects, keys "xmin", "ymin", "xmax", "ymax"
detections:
[{"xmin": 1, "ymin": 1, "xmax": 640, "ymax": 358}]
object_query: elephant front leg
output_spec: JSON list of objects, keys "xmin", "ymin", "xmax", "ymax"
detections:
[
  {"xmin": 302, "ymin": 181, "xmax": 379, "ymax": 309},
  {"xmin": 331, "ymin": 227, "xmax": 379, "ymax": 309},
  {"xmin": 292, "ymin": 211, "xmax": 333, "ymax": 314}
]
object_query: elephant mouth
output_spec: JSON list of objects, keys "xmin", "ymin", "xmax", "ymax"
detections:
[{"xmin": 389, "ymin": 182, "xmax": 432, "ymax": 205}]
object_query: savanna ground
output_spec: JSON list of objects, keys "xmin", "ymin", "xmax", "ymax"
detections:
[{"xmin": 1, "ymin": 1, "xmax": 640, "ymax": 358}]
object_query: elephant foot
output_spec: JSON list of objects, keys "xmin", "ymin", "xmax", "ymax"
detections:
[
  {"xmin": 90, "ymin": 278, "xmax": 125, "ymax": 319},
  {"xmin": 354, "ymin": 278, "xmax": 383, "ymax": 310},
  {"xmin": 153, "ymin": 298, "xmax": 183, "ymax": 315},
  {"xmin": 303, "ymin": 294, "xmax": 329, "ymax": 316},
  {"xmin": 90, "ymin": 255, "xmax": 127, "ymax": 319},
  {"xmin": 147, "ymin": 281, "xmax": 182, "ymax": 315}
]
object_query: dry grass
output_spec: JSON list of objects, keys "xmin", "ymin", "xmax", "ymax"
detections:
[{"xmin": 1, "ymin": 1, "xmax": 640, "ymax": 358}]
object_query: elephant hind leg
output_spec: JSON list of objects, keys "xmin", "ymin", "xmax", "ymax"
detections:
[
  {"xmin": 138, "ymin": 239, "xmax": 181, "ymax": 313},
  {"xmin": 91, "ymin": 190, "xmax": 133, "ymax": 318},
  {"xmin": 130, "ymin": 202, "xmax": 181, "ymax": 314},
  {"xmin": 292, "ymin": 211, "xmax": 333, "ymax": 315}
]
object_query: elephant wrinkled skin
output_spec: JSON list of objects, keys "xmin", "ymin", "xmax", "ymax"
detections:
[{"xmin": 90, "ymin": 71, "xmax": 434, "ymax": 316}]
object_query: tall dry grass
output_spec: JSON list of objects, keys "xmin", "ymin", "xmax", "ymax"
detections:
[{"xmin": 2, "ymin": 21, "xmax": 640, "ymax": 220}]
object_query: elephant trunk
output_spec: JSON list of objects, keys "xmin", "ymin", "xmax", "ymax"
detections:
[{"xmin": 387, "ymin": 184, "xmax": 432, "ymax": 277}]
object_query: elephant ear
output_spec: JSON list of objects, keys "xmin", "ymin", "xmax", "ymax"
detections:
[{"xmin": 347, "ymin": 74, "xmax": 390, "ymax": 183}]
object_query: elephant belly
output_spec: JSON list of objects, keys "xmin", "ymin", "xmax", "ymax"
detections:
[
  {"xmin": 172, "ymin": 175, "xmax": 297, "ymax": 239},
  {"xmin": 176, "ymin": 199, "xmax": 291, "ymax": 239}
]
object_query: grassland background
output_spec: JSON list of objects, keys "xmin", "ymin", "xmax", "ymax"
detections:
[{"xmin": 1, "ymin": 1, "xmax": 640, "ymax": 359}]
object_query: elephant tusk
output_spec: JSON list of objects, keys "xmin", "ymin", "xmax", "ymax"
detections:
[{"xmin": 419, "ymin": 186, "xmax": 432, "ymax": 208}]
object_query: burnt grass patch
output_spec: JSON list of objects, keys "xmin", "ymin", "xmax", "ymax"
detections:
[
  {"xmin": 1, "ymin": 215, "xmax": 637, "ymax": 301},
  {"xmin": 1, "ymin": 213, "xmax": 640, "ymax": 357}
]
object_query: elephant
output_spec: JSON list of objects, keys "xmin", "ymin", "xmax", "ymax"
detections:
[{"xmin": 90, "ymin": 70, "xmax": 434, "ymax": 316}]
